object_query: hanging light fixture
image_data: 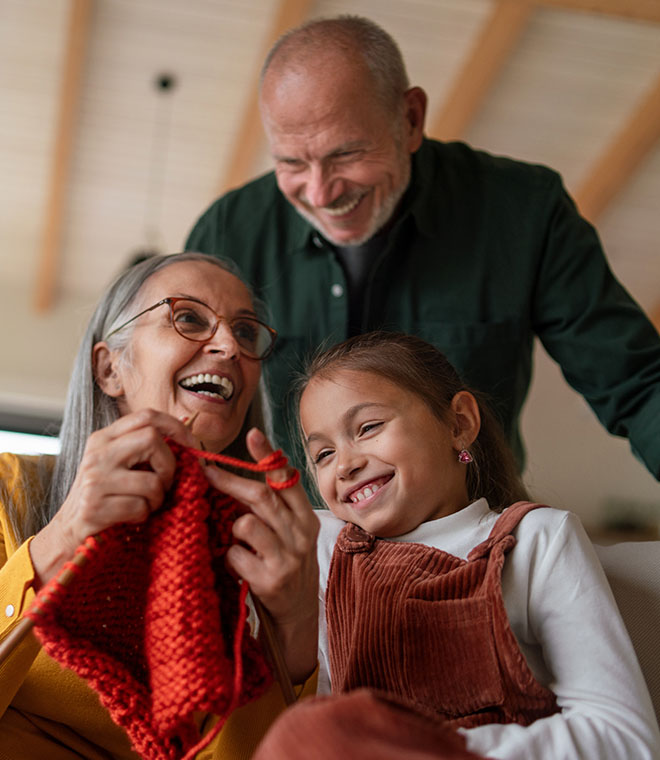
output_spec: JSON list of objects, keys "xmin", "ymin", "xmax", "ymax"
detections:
[{"xmin": 129, "ymin": 72, "xmax": 177, "ymax": 266}]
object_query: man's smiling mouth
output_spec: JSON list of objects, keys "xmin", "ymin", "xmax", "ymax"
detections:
[
  {"xmin": 179, "ymin": 373, "xmax": 234, "ymax": 401},
  {"xmin": 324, "ymin": 192, "xmax": 366, "ymax": 217}
]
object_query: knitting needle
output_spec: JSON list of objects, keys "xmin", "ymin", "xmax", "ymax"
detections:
[
  {"xmin": 250, "ymin": 593, "xmax": 297, "ymax": 706},
  {"xmin": 0, "ymin": 538, "xmax": 95, "ymax": 664},
  {"xmin": 0, "ymin": 414, "xmax": 201, "ymax": 666}
]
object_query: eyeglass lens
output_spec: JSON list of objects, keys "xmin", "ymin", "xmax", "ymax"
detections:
[{"xmin": 170, "ymin": 299, "xmax": 272, "ymax": 358}]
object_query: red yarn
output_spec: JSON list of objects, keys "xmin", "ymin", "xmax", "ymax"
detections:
[{"xmin": 26, "ymin": 441, "xmax": 299, "ymax": 760}]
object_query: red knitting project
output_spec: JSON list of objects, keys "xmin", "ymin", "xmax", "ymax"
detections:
[{"xmin": 25, "ymin": 440, "xmax": 298, "ymax": 760}]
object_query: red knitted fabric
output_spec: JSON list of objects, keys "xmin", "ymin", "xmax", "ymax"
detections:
[{"xmin": 25, "ymin": 441, "xmax": 296, "ymax": 760}]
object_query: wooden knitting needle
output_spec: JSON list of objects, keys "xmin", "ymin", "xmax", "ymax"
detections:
[
  {"xmin": 0, "ymin": 540, "xmax": 94, "ymax": 664},
  {"xmin": 250, "ymin": 594, "xmax": 297, "ymax": 706}
]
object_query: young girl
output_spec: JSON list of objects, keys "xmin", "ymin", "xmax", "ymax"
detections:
[{"xmin": 293, "ymin": 331, "xmax": 659, "ymax": 759}]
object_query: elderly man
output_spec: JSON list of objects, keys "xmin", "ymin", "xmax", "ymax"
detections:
[{"xmin": 185, "ymin": 15, "xmax": 660, "ymax": 478}]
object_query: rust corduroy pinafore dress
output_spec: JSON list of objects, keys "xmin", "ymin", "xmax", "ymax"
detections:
[{"xmin": 325, "ymin": 501, "xmax": 560, "ymax": 729}]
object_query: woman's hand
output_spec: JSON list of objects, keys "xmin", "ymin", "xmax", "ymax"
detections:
[
  {"xmin": 30, "ymin": 409, "xmax": 195, "ymax": 587},
  {"xmin": 203, "ymin": 428, "xmax": 320, "ymax": 685}
]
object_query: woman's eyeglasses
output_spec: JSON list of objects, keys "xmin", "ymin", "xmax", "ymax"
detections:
[{"xmin": 105, "ymin": 297, "xmax": 277, "ymax": 360}]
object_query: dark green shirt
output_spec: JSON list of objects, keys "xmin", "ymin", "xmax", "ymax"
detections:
[{"xmin": 185, "ymin": 139, "xmax": 660, "ymax": 478}]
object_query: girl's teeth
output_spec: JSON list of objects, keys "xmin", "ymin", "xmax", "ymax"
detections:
[{"xmin": 352, "ymin": 483, "xmax": 380, "ymax": 503}]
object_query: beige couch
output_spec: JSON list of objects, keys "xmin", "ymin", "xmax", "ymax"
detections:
[{"xmin": 595, "ymin": 541, "xmax": 660, "ymax": 724}]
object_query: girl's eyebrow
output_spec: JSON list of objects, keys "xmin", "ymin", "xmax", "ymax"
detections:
[{"xmin": 305, "ymin": 402, "xmax": 387, "ymax": 445}]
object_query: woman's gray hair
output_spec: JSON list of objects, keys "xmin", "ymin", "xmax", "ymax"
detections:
[
  {"xmin": 10, "ymin": 252, "xmax": 271, "ymax": 543},
  {"xmin": 261, "ymin": 15, "xmax": 410, "ymax": 116}
]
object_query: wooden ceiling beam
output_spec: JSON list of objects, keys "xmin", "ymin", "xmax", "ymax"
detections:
[
  {"xmin": 218, "ymin": 0, "xmax": 313, "ymax": 194},
  {"xmin": 34, "ymin": 0, "xmax": 92, "ymax": 312},
  {"xmin": 536, "ymin": 0, "xmax": 660, "ymax": 24},
  {"xmin": 574, "ymin": 72, "xmax": 660, "ymax": 223},
  {"xmin": 428, "ymin": 0, "xmax": 534, "ymax": 142},
  {"xmin": 652, "ymin": 303, "xmax": 660, "ymax": 334}
]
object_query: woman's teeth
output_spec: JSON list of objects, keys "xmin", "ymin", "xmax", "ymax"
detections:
[{"xmin": 180, "ymin": 373, "xmax": 234, "ymax": 400}]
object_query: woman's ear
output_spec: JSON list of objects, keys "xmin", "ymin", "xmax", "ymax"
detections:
[
  {"xmin": 450, "ymin": 391, "xmax": 481, "ymax": 449},
  {"xmin": 92, "ymin": 342, "xmax": 124, "ymax": 398}
]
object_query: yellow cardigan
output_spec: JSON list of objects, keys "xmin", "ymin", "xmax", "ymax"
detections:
[{"xmin": 0, "ymin": 453, "xmax": 316, "ymax": 760}]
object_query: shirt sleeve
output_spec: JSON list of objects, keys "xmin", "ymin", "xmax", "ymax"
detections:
[
  {"xmin": 0, "ymin": 538, "xmax": 42, "ymax": 716},
  {"xmin": 532, "ymin": 179, "xmax": 660, "ymax": 478},
  {"xmin": 460, "ymin": 511, "xmax": 660, "ymax": 759}
]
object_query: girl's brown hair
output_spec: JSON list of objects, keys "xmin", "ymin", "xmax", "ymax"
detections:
[{"xmin": 294, "ymin": 331, "xmax": 528, "ymax": 512}]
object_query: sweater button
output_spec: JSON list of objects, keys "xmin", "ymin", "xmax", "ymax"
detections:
[
  {"xmin": 331, "ymin": 283, "xmax": 344, "ymax": 298},
  {"xmin": 5, "ymin": 604, "xmax": 15, "ymax": 617}
]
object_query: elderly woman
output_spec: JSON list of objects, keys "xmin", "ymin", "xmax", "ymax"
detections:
[{"xmin": 0, "ymin": 253, "xmax": 319, "ymax": 759}]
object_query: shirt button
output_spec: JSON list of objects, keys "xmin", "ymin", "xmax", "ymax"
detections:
[
  {"xmin": 5, "ymin": 604, "xmax": 15, "ymax": 617},
  {"xmin": 331, "ymin": 284, "xmax": 344, "ymax": 298},
  {"xmin": 312, "ymin": 234, "xmax": 324, "ymax": 248}
]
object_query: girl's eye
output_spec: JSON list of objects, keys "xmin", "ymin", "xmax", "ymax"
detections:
[
  {"xmin": 359, "ymin": 422, "xmax": 382, "ymax": 436},
  {"xmin": 313, "ymin": 449, "xmax": 333, "ymax": 465}
]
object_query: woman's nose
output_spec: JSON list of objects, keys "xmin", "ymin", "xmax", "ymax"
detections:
[{"xmin": 203, "ymin": 320, "xmax": 240, "ymax": 359}]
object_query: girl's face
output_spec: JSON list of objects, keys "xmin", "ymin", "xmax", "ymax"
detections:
[
  {"xmin": 299, "ymin": 369, "xmax": 475, "ymax": 537},
  {"xmin": 95, "ymin": 260, "xmax": 261, "ymax": 453}
]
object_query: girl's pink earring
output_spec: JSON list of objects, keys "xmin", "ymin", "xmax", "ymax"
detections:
[{"xmin": 458, "ymin": 448, "xmax": 473, "ymax": 464}]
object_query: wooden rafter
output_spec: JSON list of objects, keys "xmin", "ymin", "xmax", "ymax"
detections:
[
  {"xmin": 575, "ymin": 73, "xmax": 660, "ymax": 223},
  {"xmin": 218, "ymin": 0, "xmax": 313, "ymax": 194},
  {"xmin": 536, "ymin": 0, "xmax": 660, "ymax": 24},
  {"xmin": 652, "ymin": 303, "xmax": 660, "ymax": 334},
  {"xmin": 428, "ymin": 0, "xmax": 534, "ymax": 142},
  {"xmin": 34, "ymin": 0, "xmax": 92, "ymax": 312}
]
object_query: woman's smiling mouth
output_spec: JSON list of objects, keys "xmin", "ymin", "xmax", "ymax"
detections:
[{"xmin": 179, "ymin": 373, "xmax": 234, "ymax": 401}]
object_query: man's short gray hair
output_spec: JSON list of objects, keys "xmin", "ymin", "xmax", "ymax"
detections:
[{"xmin": 261, "ymin": 15, "xmax": 410, "ymax": 115}]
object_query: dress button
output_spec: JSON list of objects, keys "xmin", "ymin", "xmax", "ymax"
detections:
[
  {"xmin": 5, "ymin": 604, "xmax": 15, "ymax": 618},
  {"xmin": 331, "ymin": 283, "xmax": 344, "ymax": 298}
]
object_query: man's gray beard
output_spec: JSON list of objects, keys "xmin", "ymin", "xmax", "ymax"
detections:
[{"xmin": 296, "ymin": 163, "xmax": 411, "ymax": 248}]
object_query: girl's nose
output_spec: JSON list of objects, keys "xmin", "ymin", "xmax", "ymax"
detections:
[{"xmin": 336, "ymin": 450, "xmax": 367, "ymax": 480}]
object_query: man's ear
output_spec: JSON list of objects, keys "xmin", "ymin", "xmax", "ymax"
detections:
[
  {"xmin": 450, "ymin": 391, "xmax": 481, "ymax": 449},
  {"xmin": 403, "ymin": 86, "xmax": 427, "ymax": 153},
  {"xmin": 92, "ymin": 341, "xmax": 124, "ymax": 398}
]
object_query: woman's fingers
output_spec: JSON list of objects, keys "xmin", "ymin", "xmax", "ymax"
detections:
[
  {"xmin": 203, "ymin": 429, "xmax": 319, "ymax": 631},
  {"xmin": 57, "ymin": 409, "xmax": 195, "ymax": 543},
  {"xmin": 245, "ymin": 427, "xmax": 290, "ymax": 484}
]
